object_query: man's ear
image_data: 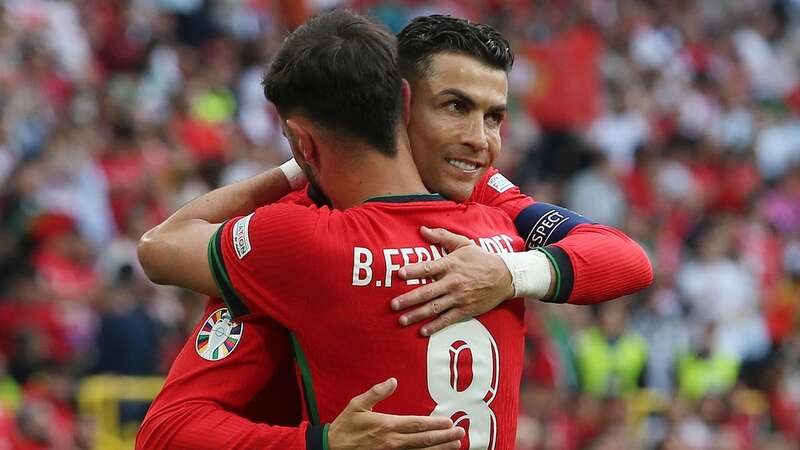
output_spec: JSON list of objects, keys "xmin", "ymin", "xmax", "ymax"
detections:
[
  {"xmin": 401, "ymin": 79, "xmax": 411, "ymax": 127},
  {"xmin": 286, "ymin": 119, "xmax": 318, "ymax": 169}
]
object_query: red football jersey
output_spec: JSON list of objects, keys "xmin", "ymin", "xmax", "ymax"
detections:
[
  {"xmin": 136, "ymin": 298, "xmax": 306, "ymax": 450},
  {"xmin": 210, "ymin": 194, "xmax": 527, "ymax": 450},
  {"xmin": 137, "ymin": 186, "xmax": 317, "ymax": 450}
]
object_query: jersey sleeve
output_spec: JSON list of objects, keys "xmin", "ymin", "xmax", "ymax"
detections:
[
  {"xmin": 511, "ymin": 204, "xmax": 651, "ymax": 303},
  {"xmin": 136, "ymin": 298, "xmax": 311, "ymax": 450},
  {"xmin": 472, "ymin": 168, "xmax": 652, "ymax": 304},
  {"xmin": 544, "ymin": 224, "xmax": 654, "ymax": 304},
  {"xmin": 468, "ymin": 167, "xmax": 536, "ymax": 219},
  {"xmin": 207, "ymin": 203, "xmax": 320, "ymax": 327}
]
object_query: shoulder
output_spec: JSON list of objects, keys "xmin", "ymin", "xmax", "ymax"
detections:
[
  {"xmin": 468, "ymin": 167, "xmax": 534, "ymax": 214},
  {"xmin": 483, "ymin": 168, "xmax": 517, "ymax": 194},
  {"xmin": 219, "ymin": 203, "xmax": 329, "ymax": 262},
  {"xmin": 469, "ymin": 167, "xmax": 516, "ymax": 198},
  {"xmin": 248, "ymin": 201, "xmax": 330, "ymax": 227}
]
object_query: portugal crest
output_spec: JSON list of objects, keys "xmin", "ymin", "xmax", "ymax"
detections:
[{"xmin": 196, "ymin": 308, "xmax": 243, "ymax": 361}]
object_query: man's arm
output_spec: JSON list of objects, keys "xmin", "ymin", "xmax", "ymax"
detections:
[
  {"xmin": 137, "ymin": 403, "xmax": 310, "ymax": 450},
  {"xmin": 136, "ymin": 298, "xmax": 307, "ymax": 450},
  {"xmin": 393, "ymin": 222, "xmax": 653, "ymax": 335},
  {"xmin": 390, "ymin": 226, "xmax": 552, "ymax": 336},
  {"xmin": 137, "ymin": 164, "xmax": 297, "ymax": 295},
  {"xmin": 139, "ymin": 379, "xmax": 463, "ymax": 450},
  {"xmin": 137, "ymin": 299, "xmax": 464, "ymax": 450},
  {"xmin": 391, "ymin": 170, "xmax": 653, "ymax": 335}
]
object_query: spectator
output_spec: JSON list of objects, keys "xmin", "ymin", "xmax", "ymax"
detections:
[
  {"xmin": 676, "ymin": 324, "xmax": 740, "ymax": 402},
  {"xmin": 575, "ymin": 301, "xmax": 648, "ymax": 398}
]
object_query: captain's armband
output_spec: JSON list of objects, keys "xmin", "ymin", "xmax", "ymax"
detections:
[{"xmin": 514, "ymin": 203, "xmax": 592, "ymax": 250}]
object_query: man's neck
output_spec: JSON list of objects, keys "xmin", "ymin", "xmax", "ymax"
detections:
[{"xmin": 322, "ymin": 141, "xmax": 430, "ymax": 210}]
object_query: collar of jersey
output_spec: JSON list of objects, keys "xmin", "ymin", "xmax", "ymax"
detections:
[{"xmin": 364, "ymin": 193, "xmax": 446, "ymax": 203}]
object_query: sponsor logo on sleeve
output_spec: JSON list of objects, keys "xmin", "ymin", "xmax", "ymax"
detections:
[
  {"xmin": 232, "ymin": 214, "xmax": 253, "ymax": 259},
  {"xmin": 196, "ymin": 308, "xmax": 243, "ymax": 361},
  {"xmin": 487, "ymin": 173, "xmax": 514, "ymax": 193}
]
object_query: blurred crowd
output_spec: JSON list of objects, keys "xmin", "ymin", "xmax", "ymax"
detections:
[{"xmin": 0, "ymin": 0, "xmax": 799, "ymax": 449}]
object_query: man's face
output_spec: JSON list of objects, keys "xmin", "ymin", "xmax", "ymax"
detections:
[{"xmin": 407, "ymin": 52, "xmax": 508, "ymax": 202}]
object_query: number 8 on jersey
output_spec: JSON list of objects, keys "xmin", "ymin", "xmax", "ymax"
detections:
[{"xmin": 427, "ymin": 319, "xmax": 499, "ymax": 450}]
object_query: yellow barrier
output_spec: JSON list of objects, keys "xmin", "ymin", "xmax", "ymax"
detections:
[{"xmin": 77, "ymin": 376, "xmax": 165, "ymax": 450}]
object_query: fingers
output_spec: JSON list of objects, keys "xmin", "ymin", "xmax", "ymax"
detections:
[
  {"xmin": 419, "ymin": 309, "xmax": 464, "ymax": 337},
  {"xmin": 347, "ymin": 378, "xmax": 397, "ymax": 411},
  {"xmin": 398, "ymin": 258, "xmax": 445, "ymax": 282},
  {"xmin": 398, "ymin": 426, "xmax": 465, "ymax": 449},
  {"xmin": 420, "ymin": 226, "xmax": 473, "ymax": 251},
  {"xmin": 397, "ymin": 295, "xmax": 455, "ymax": 327},
  {"xmin": 417, "ymin": 440, "xmax": 463, "ymax": 450},
  {"xmin": 383, "ymin": 414, "xmax": 454, "ymax": 433},
  {"xmin": 392, "ymin": 279, "xmax": 451, "ymax": 311},
  {"xmin": 395, "ymin": 227, "xmax": 473, "ymax": 282}
]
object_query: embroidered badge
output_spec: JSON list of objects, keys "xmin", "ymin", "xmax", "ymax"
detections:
[
  {"xmin": 487, "ymin": 173, "xmax": 514, "ymax": 193},
  {"xmin": 196, "ymin": 308, "xmax": 243, "ymax": 361},
  {"xmin": 233, "ymin": 214, "xmax": 253, "ymax": 259}
]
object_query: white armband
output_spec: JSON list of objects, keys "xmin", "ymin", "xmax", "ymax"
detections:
[
  {"xmin": 496, "ymin": 250, "xmax": 552, "ymax": 299},
  {"xmin": 279, "ymin": 158, "xmax": 306, "ymax": 191}
]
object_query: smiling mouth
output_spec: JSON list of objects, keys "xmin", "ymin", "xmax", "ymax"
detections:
[{"xmin": 445, "ymin": 158, "xmax": 481, "ymax": 172}]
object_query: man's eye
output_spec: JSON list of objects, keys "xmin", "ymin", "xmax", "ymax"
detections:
[
  {"xmin": 446, "ymin": 101, "xmax": 465, "ymax": 113},
  {"xmin": 486, "ymin": 114, "xmax": 504, "ymax": 127}
]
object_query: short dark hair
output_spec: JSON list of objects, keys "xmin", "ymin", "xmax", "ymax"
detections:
[
  {"xmin": 397, "ymin": 15, "xmax": 514, "ymax": 81},
  {"xmin": 263, "ymin": 10, "xmax": 401, "ymax": 156}
]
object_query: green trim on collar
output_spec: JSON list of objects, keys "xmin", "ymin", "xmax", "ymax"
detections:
[{"xmin": 364, "ymin": 193, "xmax": 446, "ymax": 203}]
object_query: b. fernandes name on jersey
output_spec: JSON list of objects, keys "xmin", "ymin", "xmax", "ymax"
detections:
[{"xmin": 351, "ymin": 234, "xmax": 515, "ymax": 288}]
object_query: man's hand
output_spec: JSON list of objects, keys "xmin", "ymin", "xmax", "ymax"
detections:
[
  {"xmin": 390, "ymin": 226, "xmax": 514, "ymax": 337},
  {"xmin": 327, "ymin": 378, "xmax": 464, "ymax": 450}
]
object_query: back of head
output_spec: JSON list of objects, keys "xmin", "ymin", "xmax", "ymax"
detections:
[
  {"xmin": 397, "ymin": 14, "xmax": 514, "ymax": 80},
  {"xmin": 263, "ymin": 10, "xmax": 402, "ymax": 156}
]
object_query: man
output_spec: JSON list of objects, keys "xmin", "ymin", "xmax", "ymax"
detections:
[
  {"xmin": 137, "ymin": 13, "xmax": 653, "ymax": 450},
  {"xmin": 390, "ymin": 16, "xmax": 652, "ymax": 334},
  {"xmin": 139, "ymin": 10, "xmax": 527, "ymax": 450}
]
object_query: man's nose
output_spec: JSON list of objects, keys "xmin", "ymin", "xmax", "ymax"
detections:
[{"xmin": 460, "ymin": 115, "xmax": 489, "ymax": 153}]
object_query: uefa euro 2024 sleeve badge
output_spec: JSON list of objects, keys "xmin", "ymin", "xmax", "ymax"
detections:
[{"xmin": 196, "ymin": 308, "xmax": 243, "ymax": 361}]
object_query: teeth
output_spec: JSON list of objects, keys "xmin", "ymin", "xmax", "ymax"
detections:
[{"xmin": 446, "ymin": 158, "xmax": 479, "ymax": 171}]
